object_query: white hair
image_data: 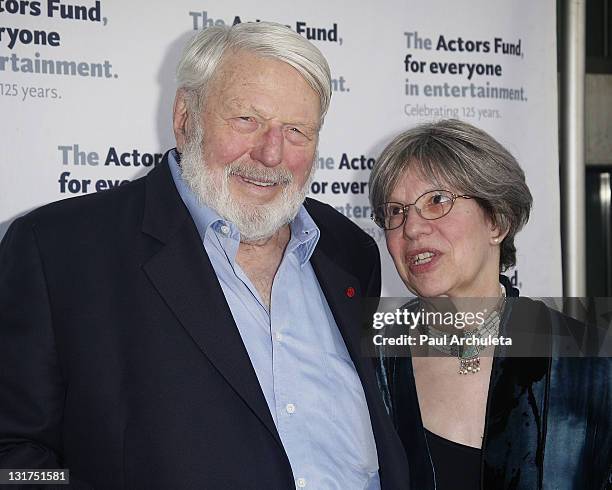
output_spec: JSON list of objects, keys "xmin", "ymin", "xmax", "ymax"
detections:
[{"xmin": 176, "ymin": 21, "xmax": 332, "ymax": 120}]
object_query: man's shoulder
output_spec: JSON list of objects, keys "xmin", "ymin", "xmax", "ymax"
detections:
[
  {"xmin": 304, "ymin": 197, "xmax": 376, "ymax": 246},
  {"xmin": 8, "ymin": 171, "xmax": 151, "ymax": 245},
  {"xmin": 304, "ymin": 197, "xmax": 381, "ymax": 294},
  {"xmin": 31, "ymin": 175, "xmax": 145, "ymax": 219}
]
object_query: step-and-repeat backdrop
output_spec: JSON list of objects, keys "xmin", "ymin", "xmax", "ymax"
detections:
[{"xmin": 0, "ymin": 0, "xmax": 561, "ymax": 295}]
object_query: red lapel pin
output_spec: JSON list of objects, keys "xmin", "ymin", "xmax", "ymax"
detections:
[{"xmin": 345, "ymin": 287, "xmax": 355, "ymax": 298}]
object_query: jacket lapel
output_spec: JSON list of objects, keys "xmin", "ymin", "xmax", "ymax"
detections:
[
  {"xmin": 140, "ymin": 156, "xmax": 283, "ymax": 450},
  {"xmin": 483, "ymin": 298, "xmax": 552, "ymax": 489},
  {"xmin": 310, "ymin": 235, "xmax": 407, "ymax": 489},
  {"xmin": 310, "ymin": 247, "xmax": 363, "ymax": 358}
]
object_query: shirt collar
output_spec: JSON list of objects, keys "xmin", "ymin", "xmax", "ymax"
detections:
[
  {"xmin": 168, "ymin": 149, "xmax": 320, "ymax": 266},
  {"xmin": 288, "ymin": 207, "xmax": 320, "ymax": 266}
]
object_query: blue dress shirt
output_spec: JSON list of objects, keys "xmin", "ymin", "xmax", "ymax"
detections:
[{"xmin": 168, "ymin": 150, "xmax": 380, "ymax": 489}]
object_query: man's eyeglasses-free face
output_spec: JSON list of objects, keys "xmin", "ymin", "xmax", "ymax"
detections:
[{"xmin": 371, "ymin": 190, "xmax": 472, "ymax": 230}]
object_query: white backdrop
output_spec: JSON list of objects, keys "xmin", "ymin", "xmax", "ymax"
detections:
[{"xmin": 0, "ymin": 0, "xmax": 561, "ymax": 296}]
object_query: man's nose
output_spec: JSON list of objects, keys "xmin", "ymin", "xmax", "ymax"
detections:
[
  {"xmin": 250, "ymin": 126, "xmax": 283, "ymax": 167},
  {"xmin": 401, "ymin": 206, "xmax": 433, "ymax": 240}
]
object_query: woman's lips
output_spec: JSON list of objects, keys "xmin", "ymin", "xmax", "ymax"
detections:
[{"xmin": 407, "ymin": 249, "xmax": 441, "ymax": 274}]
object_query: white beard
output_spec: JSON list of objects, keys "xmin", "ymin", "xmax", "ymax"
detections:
[{"xmin": 180, "ymin": 122, "xmax": 315, "ymax": 242}]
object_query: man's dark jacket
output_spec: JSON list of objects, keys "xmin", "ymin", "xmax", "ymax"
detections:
[{"xmin": 0, "ymin": 153, "xmax": 410, "ymax": 489}]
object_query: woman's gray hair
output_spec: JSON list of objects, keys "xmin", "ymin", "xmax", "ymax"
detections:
[
  {"xmin": 369, "ymin": 119, "xmax": 532, "ymax": 271},
  {"xmin": 176, "ymin": 21, "xmax": 332, "ymax": 121}
]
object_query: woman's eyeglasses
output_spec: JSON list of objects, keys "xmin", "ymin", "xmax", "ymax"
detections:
[{"xmin": 371, "ymin": 190, "xmax": 472, "ymax": 230}]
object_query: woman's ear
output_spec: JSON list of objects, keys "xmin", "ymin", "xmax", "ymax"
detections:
[{"xmin": 490, "ymin": 222, "xmax": 509, "ymax": 245}]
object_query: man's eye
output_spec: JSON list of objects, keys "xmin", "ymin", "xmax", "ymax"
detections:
[
  {"xmin": 286, "ymin": 127, "xmax": 309, "ymax": 144},
  {"xmin": 231, "ymin": 117, "xmax": 258, "ymax": 132}
]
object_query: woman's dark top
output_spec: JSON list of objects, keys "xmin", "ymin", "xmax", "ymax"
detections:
[
  {"xmin": 376, "ymin": 276, "xmax": 612, "ymax": 489},
  {"xmin": 424, "ymin": 429, "xmax": 481, "ymax": 490}
]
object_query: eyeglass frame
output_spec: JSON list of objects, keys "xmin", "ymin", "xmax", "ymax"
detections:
[{"xmin": 371, "ymin": 189, "xmax": 473, "ymax": 230}]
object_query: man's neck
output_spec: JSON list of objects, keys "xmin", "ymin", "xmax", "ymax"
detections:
[
  {"xmin": 239, "ymin": 225, "xmax": 291, "ymax": 249},
  {"xmin": 236, "ymin": 225, "xmax": 291, "ymax": 309}
]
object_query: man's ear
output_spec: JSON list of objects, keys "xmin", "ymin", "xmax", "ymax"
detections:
[{"xmin": 173, "ymin": 89, "xmax": 190, "ymax": 153}]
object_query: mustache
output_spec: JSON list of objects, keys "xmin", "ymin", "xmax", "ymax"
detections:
[{"xmin": 225, "ymin": 161, "xmax": 293, "ymax": 185}]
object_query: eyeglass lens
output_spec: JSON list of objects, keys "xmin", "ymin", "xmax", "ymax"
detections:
[{"xmin": 374, "ymin": 190, "xmax": 455, "ymax": 230}]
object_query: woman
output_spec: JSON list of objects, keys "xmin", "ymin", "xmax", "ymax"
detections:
[{"xmin": 369, "ymin": 119, "xmax": 611, "ymax": 489}]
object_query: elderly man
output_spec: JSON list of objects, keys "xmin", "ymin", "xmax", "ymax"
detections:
[{"xmin": 0, "ymin": 22, "xmax": 409, "ymax": 489}]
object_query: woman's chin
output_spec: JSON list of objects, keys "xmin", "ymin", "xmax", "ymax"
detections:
[{"xmin": 403, "ymin": 281, "xmax": 449, "ymax": 298}]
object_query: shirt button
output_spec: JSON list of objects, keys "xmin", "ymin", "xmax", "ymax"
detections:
[
  {"xmin": 286, "ymin": 403, "xmax": 296, "ymax": 414},
  {"xmin": 220, "ymin": 224, "xmax": 230, "ymax": 236},
  {"xmin": 274, "ymin": 332, "xmax": 282, "ymax": 341},
  {"xmin": 296, "ymin": 478, "xmax": 307, "ymax": 488}
]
